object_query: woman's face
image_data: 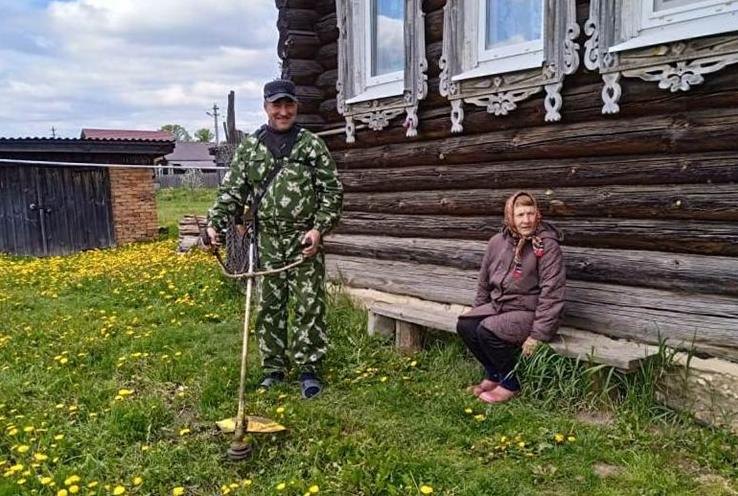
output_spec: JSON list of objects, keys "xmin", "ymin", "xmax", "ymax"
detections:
[{"xmin": 513, "ymin": 205, "xmax": 537, "ymax": 236}]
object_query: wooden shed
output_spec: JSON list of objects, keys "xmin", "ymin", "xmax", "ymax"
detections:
[
  {"xmin": 0, "ymin": 136, "xmax": 174, "ymax": 257},
  {"xmin": 273, "ymin": 0, "xmax": 738, "ymax": 371}
]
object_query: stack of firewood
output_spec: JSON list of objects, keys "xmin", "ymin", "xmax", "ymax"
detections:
[{"xmin": 178, "ymin": 215, "xmax": 206, "ymax": 252}]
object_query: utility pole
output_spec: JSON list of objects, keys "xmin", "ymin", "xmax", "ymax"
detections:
[
  {"xmin": 51, "ymin": 126, "xmax": 56, "ymax": 138},
  {"xmin": 206, "ymin": 104, "xmax": 220, "ymax": 144}
]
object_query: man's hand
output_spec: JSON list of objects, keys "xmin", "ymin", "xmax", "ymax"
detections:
[
  {"xmin": 204, "ymin": 227, "xmax": 221, "ymax": 252},
  {"xmin": 522, "ymin": 337, "xmax": 541, "ymax": 357},
  {"xmin": 301, "ymin": 229, "xmax": 321, "ymax": 258}
]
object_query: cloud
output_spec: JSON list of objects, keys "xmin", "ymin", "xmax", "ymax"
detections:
[{"xmin": 0, "ymin": 0, "xmax": 280, "ymax": 138}]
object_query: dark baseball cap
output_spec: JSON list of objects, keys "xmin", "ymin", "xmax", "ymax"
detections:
[{"xmin": 264, "ymin": 79, "xmax": 298, "ymax": 102}]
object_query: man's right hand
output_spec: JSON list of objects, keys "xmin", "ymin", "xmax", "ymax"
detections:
[{"xmin": 204, "ymin": 227, "xmax": 221, "ymax": 251}]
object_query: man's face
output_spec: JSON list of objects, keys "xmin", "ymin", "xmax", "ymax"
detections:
[
  {"xmin": 264, "ymin": 99, "xmax": 298, "ymax": 131},
  {"xmin": 513, "ymin": 205, "xmax": 537, "ymax": 236}
]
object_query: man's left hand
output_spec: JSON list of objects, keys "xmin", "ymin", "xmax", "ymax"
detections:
[
  {"xmin": 522, "ymin": 337, "xmax": 541, "ymax": 357},
  {"xmin": 301, "ymin": 229, "xmax": 321, "ymax": 258}
]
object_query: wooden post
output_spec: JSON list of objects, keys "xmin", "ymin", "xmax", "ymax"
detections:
[
  {"xmin": 396, "ymin": 321, "xmax": 423, "ymax": 353},
  {"xmin": 367, "ymin": 311, "xmax": 395, "ymax": 338}
]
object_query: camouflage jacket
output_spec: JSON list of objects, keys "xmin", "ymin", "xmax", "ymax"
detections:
[{"xmin": 207, "ymin": 127, "xmax": 343, "ymax": 235}]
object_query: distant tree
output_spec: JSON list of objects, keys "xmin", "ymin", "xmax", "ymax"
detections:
[
  {"xmin": 194, "ymin": 128, "xmax": 215, "ymax": 143},
  {"xmin": 160, "ymin": 124, "xmax": 192, "ymax": 142}
]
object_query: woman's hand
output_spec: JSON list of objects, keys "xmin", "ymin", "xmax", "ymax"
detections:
[{"xmin": 522, "ymin": 337, "xmax": 541, "ymax": 357}]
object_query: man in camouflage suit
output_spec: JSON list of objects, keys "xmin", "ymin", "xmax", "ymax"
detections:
[{"xmin": 206, "ymin": 79, "xmax": 343, "ymax": 398}]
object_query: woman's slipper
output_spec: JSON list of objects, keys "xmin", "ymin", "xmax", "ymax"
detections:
[
  {"xmin": 478, "ymin": 386, "xmax": 518, "ymax": 404},
  {"xmin": 466, "ymin": 379, "xmax": 499, "ymax": 397}
]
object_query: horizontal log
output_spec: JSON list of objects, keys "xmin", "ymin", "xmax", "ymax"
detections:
[
  {"xmin": 344, "ymin": 184, "xmax": 738, "ymax": 221},
  {"xmin": 423, "ymin": 0, "xmax": 447, "ymax": 12},
  {"xmin": 317, "ymin": 42, "xmax": 338, "ymax": 70},
  {"xmin": 326, "ymin": 255, "xmax": 738, "ymax": 360},
  {"xmin": 316, "ymin": 13, "xmax": 339, "ymax": 43},
  {"xmin": 294, "ymin": 85, "xmax": 323, "ymax": 113},
  {"xmin": 334, "ymin": 213, "xmax": 738, "ymax": 256},
  {"xmin": 278, "ymin": 8, "xmax": 319, "ymax": 31},
  {"xmin": 426, "ymin": 8, "xmax": 444, "ymax": 44},
  {"xmin": 319, "ymin": 99, "xmax": 340, "ymax": 121},
  {"xmin": 330, "ymin": 107, "xmax": 738, "ymax": 167},
  {"xmin": 275, "ymin": 0, "xmax": 315, "ymax": 9},
  {"xmin": 316, "ymin": 0, "xmax": 336, "ymax": 15},
  {"xmin": 282, "ymin": 59, "xmax": 324, "ymax": 85},
  {"xmin": 324, "ymin": 234, "xmax": 738, "ymax": 296},
  {"xmin": 338, "ymin": 152, "xmax": 738, "ymax": 192},
  {"xmin": 316, "ymin": 69, "xmax": 338, "ymax": 92},
  {"xmin": 278, "ymin": 30, "xmax": 320, "ymax": 60},
  {"xmin": 295, "ymin": 114, "xmax": 326, "ymax": 129}
]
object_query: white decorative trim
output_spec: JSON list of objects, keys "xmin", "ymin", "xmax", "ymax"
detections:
[
  {"xmin": 602, "ymin": 72, "xmax": 622, "ymax": 114},
  {"xmin": 586, "ymin": 1, "xmax": 738, "ymax": 114},
  {"xmin": 544, "ymin": 82, "xmax": 564, "ymax": 122},
  {"xmin": 623, "ymin": 54, "xmax": 738, "ymax": 92},
  {"xmin": 335, "ymin": 0, "xmax": 428, "ymax": 143},
  {"xmin": 440, "ymin": 0, "xmax": 579, "ymax": 130}
]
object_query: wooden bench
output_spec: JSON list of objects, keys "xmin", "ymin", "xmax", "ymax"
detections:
[{"xmin": 368, "ymin": 301, "xmax": 660, "ymax": 372}]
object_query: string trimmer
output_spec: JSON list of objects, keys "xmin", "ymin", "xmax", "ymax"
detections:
[{"xmin": 199, "ymin": 223, "xmax": 306, "ymax": 461}]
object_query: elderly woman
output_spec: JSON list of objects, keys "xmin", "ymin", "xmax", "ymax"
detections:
[{"xmin": 457, "ymin": 191, "xmax": 566, "ymax": 403}]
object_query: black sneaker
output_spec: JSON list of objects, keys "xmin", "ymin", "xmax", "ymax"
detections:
[
  {"xmin": 259, "ymin": 371, "xmax": 285, "ymax": 389},
  {"xmin": 299, "ymin": 372, "xmax": 322, "ymax": 399}
]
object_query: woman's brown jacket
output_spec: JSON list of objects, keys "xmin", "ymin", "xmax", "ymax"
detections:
[{"xmin": 460, "ymin": 222, "xmax": 566, "ymax": 345}]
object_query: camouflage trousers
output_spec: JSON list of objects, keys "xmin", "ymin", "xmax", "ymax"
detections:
[{"xmin": 254, "ymin": 226, "xmax": 328, "ymax": 375}]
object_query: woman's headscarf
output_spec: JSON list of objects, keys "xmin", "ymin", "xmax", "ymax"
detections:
[{"xmin": 503, "ymin": 191, "xmax": 544, "ymax": 278}]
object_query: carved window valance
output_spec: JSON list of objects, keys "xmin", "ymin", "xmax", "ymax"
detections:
[
  {"xmin": 585, "ymin": 1, "xmax": 738, "ymax": 114},
  {"xmin": 336, "ymin": 0, "xmax": 428, "ymax": 143},
  {"xmin": 439, "ymin": 0, "xmax": 580, "ymax": 133}
]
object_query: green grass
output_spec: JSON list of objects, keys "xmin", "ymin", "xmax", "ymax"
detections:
[
  {"xmin": 0, "ymin": 195, "xmax": 736, "ymax": 495},
  {"xmin": 156, "ymin": 187, "xmax": 217, "ymax": 237}
]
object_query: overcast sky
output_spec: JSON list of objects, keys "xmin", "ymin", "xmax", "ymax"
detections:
[{"xmin": 0, "ymin": 0, "xmax": 280, "ymax": 139}]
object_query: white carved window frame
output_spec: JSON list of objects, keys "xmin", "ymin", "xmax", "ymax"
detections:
[
  {"xmin": 584, "ymin": 0, "xmax": 738, "ymax": 114},
  {"xmin": 336, "ymin": 0, "xmax": 428, "ymax": 144},
  {"xmin": 439, "ymin": 0, "xmax": 580, "ymax": 133}
]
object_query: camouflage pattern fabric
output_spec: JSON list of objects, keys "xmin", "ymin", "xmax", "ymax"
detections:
[{"xmin": 207, "ymin": 128, "xmax": 343, "ymax": 375}]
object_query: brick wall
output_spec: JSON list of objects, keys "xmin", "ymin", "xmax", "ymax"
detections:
[{"xmin": 108, "ymin": 168, "xmax": 159, "ymax": 245}]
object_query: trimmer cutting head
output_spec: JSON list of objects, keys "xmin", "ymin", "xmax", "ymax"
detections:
[{"xmin": 226, "ymin": 440, "xmax": 253, "ymax": 461}]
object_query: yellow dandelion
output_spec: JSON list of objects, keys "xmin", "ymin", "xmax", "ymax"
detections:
[
  {"xmin": 41, "ymin": 477, "xmax": 54, "ymax": 485},
  {"xmin": 410, "ymin": 360, "xmax": 417, "ymax": 367},
  {"xmin": 178, "ymin": 428, "xmax": 191, "ymax": 436},
  {"xmin": 117, "ymin": 389, "xmax": 134, "ymax": 397},
  {"xmin": 464, "ymin": 407, "xmax": 473, "ymax": 414},
  {"xmin": 474, "ymin": 414, "xmax": 485, "ymax": 422},
  {"xmin": 57, "ymin": 490, "xmax": 69, "ymax": 496},
  {"xmin": 113, "ymin": 485, "xmax": 126, "ymax": 495},
  {"xmin": 133, "ymin": 476, "xmax": 143, "ymax": 486},
  {"xmin": 87, "ymin": 481, "xmax": 98, "ymax": 488},
  {"xmin": 59, "ymin": 357, "xmax": 69, "ymax": 365},
  {"xmin": 275, "ymin": 407, "xmax": 285, "ymax": 414},
  {"xmin": 276, "ymin": 482, "xmax": 287, "ymax": 491},
  {"xmin": 23, "ymin": 426, "xmax": 34, "ymax": 433},
  {"xmin": 17, "ymin": 478, "xmax": 27, "ymax": 485},
  {"xmin": 16, "ymin": 445, "xmax": 29, "ymax": 453},
  {"xmin": 172, "ymin": 487, "xmax": 185, "ymax": 496},
  {"xmin": 517, "ymin": 441, "xmax": 526, "ymax": 448},
  {"xmin": 69, "ymin": 485, "xmax": 80, "ymax": 494},
  {"xmin": 567, "ymin": 435, "xmax": 576, "ymax": 442},
  {"xmin": 33, "ymin": 452, "xmax": 48, "ymax": 462},
  {"xmin": 554, "ymin": 433, "xmax": 565, "ymax": 443},
  {"xmin": 64, "ymin": 475, "xmax": 81, "ymax": 486},
  {"xmin": 309, "ymin": 485, "xmax": 320, "ymax": 493},
  {"xmin": 420, "ymin": 485, "xmax": 434, "ymax": 494},
  {"xmin": 54, "ymin": 434, "xmax": 64, "ymax": 441},
  {"xmin": 241, "ymin": 479, "xmax": 252, "ymax": 486}
]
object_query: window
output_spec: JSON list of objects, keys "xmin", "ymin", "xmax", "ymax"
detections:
[
  {"xmin": 585, "ymin": 0, "xmax": 738, "ymax": 114},
  {"xmin": 336, "ymin": 0, "xmax": 428, "ymax": 142},
  {"xmin": 440, "ymin": 0, "xmax": 580, "ymax": 129},
  {"xmin": 611, "ymin": 0, "xmax": 738, "ymax": 51}
]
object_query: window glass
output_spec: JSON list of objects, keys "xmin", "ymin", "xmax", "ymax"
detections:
[
  {"xmin": 371, "ymin": 0, "xmax": 404, "ymax": 76},
  {"xmin": 485, "ymin": 0, "xmax": 543, "ymax": 50}
]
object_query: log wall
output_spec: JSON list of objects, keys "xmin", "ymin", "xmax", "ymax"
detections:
[{"xmin": 274, "ymin": 0, "xmax": 738, "ymax": 362}]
